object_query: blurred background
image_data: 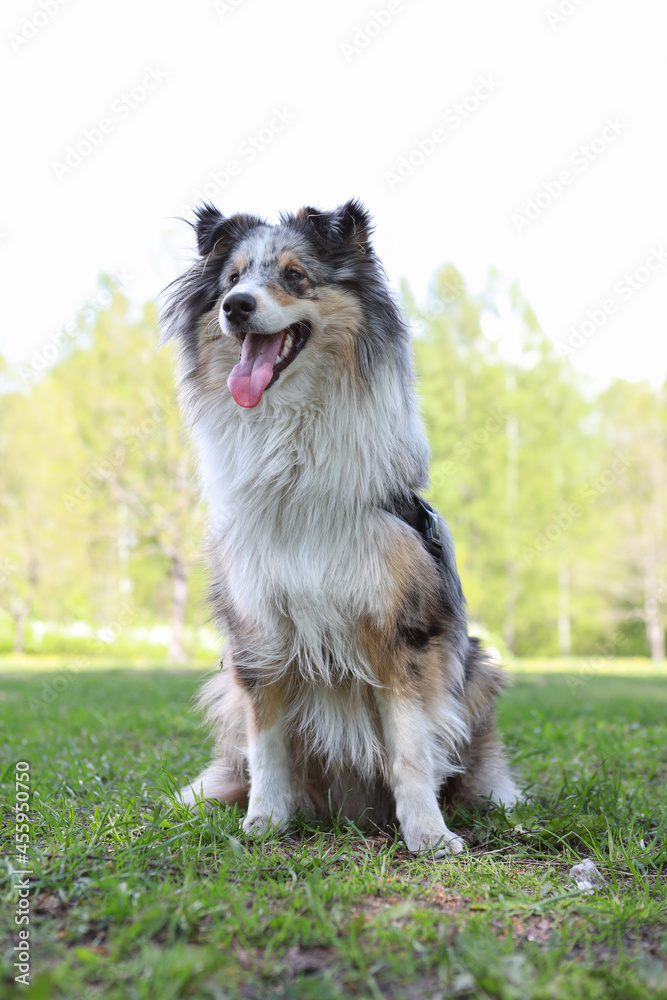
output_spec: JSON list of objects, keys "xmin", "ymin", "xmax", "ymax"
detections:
[{"xmin": 1, "ymin": 0, "xmax": 665, "ymax": 666}]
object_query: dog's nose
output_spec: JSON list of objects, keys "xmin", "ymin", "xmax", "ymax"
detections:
[{"xmin": 223, "ymin": 292, "xmax": 257, "ymax": 325}]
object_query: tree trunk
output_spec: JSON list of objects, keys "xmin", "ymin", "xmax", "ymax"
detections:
[
  {"xmin": 168, "ymin": 555, "xmax": 187, "ymax": 664},
  {"xmin": 644, "ymin": 572, "xmax": 665, "ymax": 662},
  {"xmin": 557, "ymin": 560, "xmax": 571, "ymax": 656},
  {"xmin": 117, "ymin": 500, "xmax": 134, "ymax": 596},
  {"xmin": 646, "ymin": 612, "xmax": 665, "ymax": 662},
  {"xmin": 12, "ymin": 601, "xmax": 28, "ymax": 654},
  {"xmin": 503, "ymin": 400, "xmax": 519, "ymax": 654}
]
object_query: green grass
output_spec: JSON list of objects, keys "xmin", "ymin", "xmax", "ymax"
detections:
[{"xmin": 1, "ymin": 664, "xmax": 666, "ymax": 999}]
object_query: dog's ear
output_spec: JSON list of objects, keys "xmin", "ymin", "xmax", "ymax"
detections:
[
  {"xmin": 194, "ymin": 203, "xmax": 227, "ymax": 256},
  {"xmin": 298, "ymin": 199, "xmax": 374, "ymax": 253},
  {"xmin": 193, "ymin": 203, "xmax": 264, "ymax": 257}
]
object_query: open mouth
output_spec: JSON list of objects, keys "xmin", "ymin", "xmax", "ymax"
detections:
[{"xmin": 227, "ymin": 321, "xmax": 311, "ymax": 408}]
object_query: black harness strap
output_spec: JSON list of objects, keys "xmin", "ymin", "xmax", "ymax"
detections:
[{"xmin": 386, "ymin": 493, "xmax": 443, "ymax": 561}]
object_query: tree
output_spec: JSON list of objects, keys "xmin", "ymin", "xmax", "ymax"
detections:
[
  {"xmin": 405, "ymin": 267, "xmax": 600, "ymax": 656},
  {"xmin": 596, "ymin": 380, "xmax": 667, "ymax": 660},
  {"xmin": 0, "ymin": 282, "xmax": 204, "ymax": 661},
  {"xmin": 0, "ymin": 375, "xmax": 88, "ymax": 649},
  {"xmin": 51, "ymin": 287, "xmax": 204, "ymax": 661}
]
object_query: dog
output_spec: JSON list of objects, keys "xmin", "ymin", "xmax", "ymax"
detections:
[{"xmin": 161, "ymin": 199, "xmax": 519, "ymax": 856}]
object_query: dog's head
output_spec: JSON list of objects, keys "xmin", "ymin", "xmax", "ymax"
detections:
[{"xmin": 162, "ymin": 200, "xmax": 404, "ymax": 408}]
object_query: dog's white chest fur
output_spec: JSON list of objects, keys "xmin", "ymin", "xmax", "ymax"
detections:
[{"xmin": 190, "ymin": 371, "xmax": 427, "ymax": 685}]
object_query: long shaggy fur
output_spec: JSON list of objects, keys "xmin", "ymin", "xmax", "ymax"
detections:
[{"xmin": 161, "ymin": 199, "xmax": 519, "ymax": 856}]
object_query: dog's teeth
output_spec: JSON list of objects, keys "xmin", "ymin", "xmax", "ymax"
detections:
[{"xmin": 277, "ymin": 332, "xmax": 294, "ymax": 364}]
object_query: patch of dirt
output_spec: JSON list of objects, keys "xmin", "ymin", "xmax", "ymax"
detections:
[
  {"xmin": 231, "ymin": 939, "xmax": 339, "ymax": 982},
  {"xmin": 570, "ymin": 925, "xmax": 667, "ymax": 964},
  {"xmin": 490, "ymin": 908, "xmax": 667, "ymax": 969},
  {"xmin": 33, "ymin": 892, "xmax": 69, "ymax": 917},
  {"xmin": 283, "ymin": 945, "xmax": 339, "ymax": 977}
]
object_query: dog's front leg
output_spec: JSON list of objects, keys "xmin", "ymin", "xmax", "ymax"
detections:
[
  {"xmin": 243, "ymin": 686, "xmax": 293, "ymax": 837},
  {"xmin": 377, "ymin": 692, "xmax": 465, "ymax": 858}
]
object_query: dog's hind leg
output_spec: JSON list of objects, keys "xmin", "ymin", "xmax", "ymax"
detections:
[
  {"xmin": 456, "ymin": 721, "xmax": 521, "ymax": 810},
  {"xmin": 457, "ymin": 640, "xmax": 522, "ymax": 810}
]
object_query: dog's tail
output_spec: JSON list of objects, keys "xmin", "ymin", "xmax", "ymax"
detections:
[
  {"xmin": 179, "ymin": 761, "xmax": 249, "ymax": 809},
  {"xmin": 179, "ymin": 655, "xmax": 250, "ymax": 808}
]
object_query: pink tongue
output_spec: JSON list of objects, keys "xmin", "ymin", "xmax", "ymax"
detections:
[{"xmin": 227, "ymin": 331, "xmax": 286, "ymax": 407}]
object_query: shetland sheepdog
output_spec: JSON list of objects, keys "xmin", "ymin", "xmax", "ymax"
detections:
[{"xmin": 161, "ymin": 199, "xmax": 519, "ymax": 856}]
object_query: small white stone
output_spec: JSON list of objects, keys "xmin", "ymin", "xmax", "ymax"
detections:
[{"xmin": 569, "ymin": 858, "xmax": 606, "ymax": 894}]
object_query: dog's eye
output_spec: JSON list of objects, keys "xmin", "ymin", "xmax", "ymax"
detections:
[
  {"xmin": 285, "ymin": 268, "xmax": 304, "ymax": 281},
  {"xmin": 229, "ymin": 273, "xmax": 240, "ymax": 285}
]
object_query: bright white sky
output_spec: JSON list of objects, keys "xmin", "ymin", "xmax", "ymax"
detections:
[{"xmin": 2, "ymin": 0, "xmax": 665, "ymax": 388}]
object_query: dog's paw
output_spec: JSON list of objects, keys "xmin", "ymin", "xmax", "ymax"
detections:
[
  {"xmin": 486, "ymin": 776, "xmax": 523, "ymax": 811},
  {"xmin": 402, "ymin": 821, "xmax": 466, "ymax": 858},
  {"xmin": 242, "ymin": 812, "xmax": 290, "ymax": 837}
]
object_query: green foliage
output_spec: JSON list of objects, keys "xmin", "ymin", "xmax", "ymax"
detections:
[
  {"xmin": 1, "ymin": 269, "xmax": 666, "ymax": 659},
  {"xmin": 0, "ymin": 283, "xmax": 204, "ymax": 662},
  {"xmin": 408, "ymin": 266, "xmax": 667, "ymax": 658}
]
